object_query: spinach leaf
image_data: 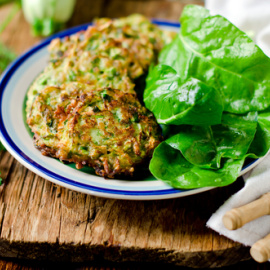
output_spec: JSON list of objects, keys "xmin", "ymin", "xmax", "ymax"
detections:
[
  {"xmin": 165, "ymin": 125, "xmax": 218, "ymax": 169},
  {"xmin": 150, "ymin": 112, "xmax": 258, "ymax": 189},
  {"xmin": 158, "ymin": 5, "xmax": 270, "ymax": 114},
  {"xmin": 212, "ymin": 112, "xmax": 258, "ymax": 160},
  {"xmin": 247, "ymin": 109, "xmax": 270, "ymax": 158},
  {"xmin": 144, "ymin": 5, "xmax": 270, "ymax": 189},
  {"xmin": 144, "ymin": 64, "xmax": 223, "ymax": 126},
  {"xmin": 149, "ymin": 141, "xmax": 245, "ymax": 189}
]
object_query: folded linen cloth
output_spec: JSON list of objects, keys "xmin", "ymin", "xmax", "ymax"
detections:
[
  {"xmin": 207, "ymin": 154, "xmax": 270, "ymax": 246},
  {"xmin": 205, "ymin": 0, "xmax": 270, "ymax": 247}
]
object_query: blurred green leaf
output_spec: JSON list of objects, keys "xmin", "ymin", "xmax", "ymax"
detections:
[
  {"xmin": 0, "ymin": 42, "xmax": 16, "ymax": 74},
  {"xmin": 0, "ymin": 0, "xmax": 14, "ymax": 5},
  {"xmin": 0, "ymin": 1, "xmax": 20, "ymax": 34}
]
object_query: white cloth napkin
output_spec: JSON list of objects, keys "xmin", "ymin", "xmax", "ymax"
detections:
[
  {"xmin": 205, "ymin": 0, "xmax": 270, "ymax": 247},
  {"xmin": 207, "ymin": 154, "xmax": 270, "ymax": 246}
]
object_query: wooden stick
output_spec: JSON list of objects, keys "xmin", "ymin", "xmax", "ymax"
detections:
[
  {"xmin": 250, "ymin": 234, "xmax": 270, "ymax": 263},
  {"xmin": 222, "ymin": 192, "xmax": 270, "ymax": 230}
]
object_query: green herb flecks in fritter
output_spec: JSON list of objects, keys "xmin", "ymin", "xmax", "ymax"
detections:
[
  {"xmin": 26, "ymin": 14, "xmax": 175, "ymax": 178},
  {"xmin": 27, "ymin": 83, "xmax": 162, "ymax": 178},
  {"xmin": 26, "ymin": 14, "xmax": 175, "ymax": 116}
]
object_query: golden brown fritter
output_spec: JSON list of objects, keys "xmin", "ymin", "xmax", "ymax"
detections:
[
  {"xmin": 26, "ymin": 14, "xmax": 175, "ymax": 178},
  {"xmin": 27, "ymin": 83, "xmax": 161, "ymax": 178},
  {"xmin": 26, "ymin": 14, "xmax": 175, "ymax": 115}
]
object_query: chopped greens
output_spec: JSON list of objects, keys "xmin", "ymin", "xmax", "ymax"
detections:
[{"xmin": 144, "ymin": 5, "xmax": 270, "ymax": 189}]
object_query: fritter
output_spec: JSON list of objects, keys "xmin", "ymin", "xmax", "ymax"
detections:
[
  {"xmin": 26, "ymin": 14, "xmax": 175, "ymax": 178},
  {"xmin": 26, "ymin": 14, "xmax": 175, "ymax": 115},
  {"xmin": 27, "ymin": 83, "xmax": 161, "ymax": 178}
]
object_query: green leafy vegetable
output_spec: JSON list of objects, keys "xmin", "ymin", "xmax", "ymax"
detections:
[
  {"xmin": 165, "ymin": 125, "xmax": 218, "ymax": 168},
  {"xmin": 150, "ymin": 140, "xmax": 246, "ymax": 189},
  {"xmin": 158, "ymin": 5, "xmax": 270, "ymax": 114},
  {"xmin": 144, "ymin": 64, "xmax": 223, "ymax": 126},
  {"xmin": 149, "ymin": 112, "xmax": 258, "ymax": 189},
  {"xmin": 144, "ymin": 5, "xmax": 270, "ymax": 189},
  {"xmin": 212, "ymin": 112, "xmax": 258, "ymax": 160},
  {"xmin": 247, "ymin": 108, "xmax": 270, "ymax": 158}
]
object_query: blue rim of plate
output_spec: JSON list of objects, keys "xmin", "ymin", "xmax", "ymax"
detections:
[{"xmin": 0, "ymin": 20, "xmax": 259, "ymax": 199}]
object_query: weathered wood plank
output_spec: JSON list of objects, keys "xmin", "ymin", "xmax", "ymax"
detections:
[{"xmin": 0, "ymin": 148, "xmax": 251, "ymax": 267}]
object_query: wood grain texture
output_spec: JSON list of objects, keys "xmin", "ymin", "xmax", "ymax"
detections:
[
  {"xmin": 0, "ymin": 0, "xmax": 263, "ymax": 269},
  {"xmin": 0, "ymin": 150, "xmax": 251, "ymax": 268}
]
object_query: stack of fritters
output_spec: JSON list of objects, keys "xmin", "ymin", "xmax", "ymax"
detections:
[{"xmin": 26, "ymin": 14, "xmax": 175, "ymax": 178}]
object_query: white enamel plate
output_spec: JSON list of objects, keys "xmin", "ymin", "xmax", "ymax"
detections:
[{"xmin": 0, "ymin": 21, "xmax": 263, "ymax": 200}]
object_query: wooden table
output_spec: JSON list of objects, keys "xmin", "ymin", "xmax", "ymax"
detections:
[{"xmin": 0, "ymin": 1, "xmax": 269, "ymax": 269}]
